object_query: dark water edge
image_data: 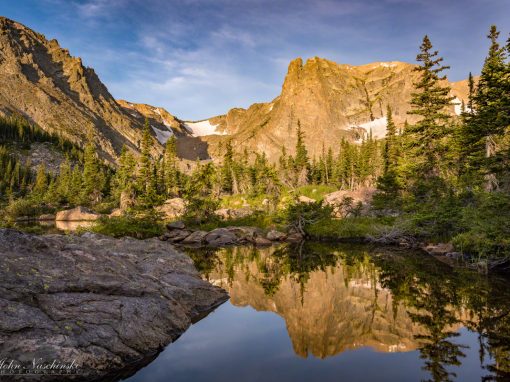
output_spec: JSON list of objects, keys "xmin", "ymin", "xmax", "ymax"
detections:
[{"xmin": 122, "ymin": 242, "xmax": 510, "ymax": 382}]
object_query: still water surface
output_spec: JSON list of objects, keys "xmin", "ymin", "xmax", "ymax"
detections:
[{"xmin": 126, "ymin": 243, "xmax": 510, "ymax": 382}]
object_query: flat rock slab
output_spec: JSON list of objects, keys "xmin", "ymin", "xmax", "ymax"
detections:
[{"xmin": 0, "ymin": 229, "xmax": 228, "ymax": 381}]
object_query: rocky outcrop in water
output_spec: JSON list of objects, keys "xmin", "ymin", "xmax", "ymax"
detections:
[{"xmin": 0, "ymin": 229, "xmax": 228, "ymax": 381}]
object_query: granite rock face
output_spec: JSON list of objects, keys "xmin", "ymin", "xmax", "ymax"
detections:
[
  {"xmin": 0, "ymin": 17, "xmax": 185, "ymax": 163},
  {"xmin": 203, "ymin": 58, "xmax": 473, "ymax": 162},
  {"xmin": 0, "ymin": 229, "xmax": 228, "ymax": 381}
]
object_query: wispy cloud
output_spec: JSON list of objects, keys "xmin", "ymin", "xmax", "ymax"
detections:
[{"xmin": 6, "ymin": 0, "xmax": 510, "ymax": 119}]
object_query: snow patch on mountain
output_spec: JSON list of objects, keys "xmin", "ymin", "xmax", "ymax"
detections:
[
  {"xmin": 184, "ymin": 120, "xmax": 225, "ymax": 136},
  {"xmin": 360, "ymin": 117, "xmax": 388, "ymax": 139},
  {"xmin": 151, "ymin": 125, "xmax": 173, "ymax": 144},
  {"xmin": 453, "ymin": 97, "xmax": 463, "ymax": 115}
]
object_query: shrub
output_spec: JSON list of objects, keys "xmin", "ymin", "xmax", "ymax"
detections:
[
  {"xmin": 452, "ymin": 192, "xmax": 510, "ymax": 260},
  {"xmin": 183, "ymin": 196, "xmax": 220, "ymax": 226},
  {"xmin": 285, "ymin": 200, "xmax": 333, "ymax": 235},
  {"xmin": 3, "ymin": 198, "xmax": 42, "ymax": 221},
  {"xmin": 307, "ymin": 216, "xmax": 393, "ymax": 241},
  {"xmin": 90, "ymin": 215, "xmax": 164, "ymax": 239}
]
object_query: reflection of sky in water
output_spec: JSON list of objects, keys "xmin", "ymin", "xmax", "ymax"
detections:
[{"xmin": 126, "ymin": 302, "xmax": 488, "ymax": 382}]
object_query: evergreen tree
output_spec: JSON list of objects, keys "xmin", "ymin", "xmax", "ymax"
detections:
[
  {"xmin": 221, "ymin": 140, "xmax": 235, "ymax": 193},
  {"xmin": 465, "ymin": 26, "xmax": 510, "ymax": 191},
  {"xmin": 137, "ymin": 118, "xmax": 157, "ymax": 203},
  {"xmin": 55, "ymin": 158, "xmax": 72, "ymax": 202},
  {"xmin": 112, "ymin": 146, "xmax": 137, "ymax": 202},
  {"xmin": 83, "ymin": 137, "xmax": 105, "ymax": 204},
  {"xmin": 400, "ymin": 35, "xmax": 455, "ymax": 197},
  {"xmin": 294, "ymin": 121, "xmax": 309, "ymax": 186},
  {"xmin": 33, "ymin": 164, "xmax": 48, "ymax": 197},
  {"xmin": 383, "ymin": 106, "xmax": 398, "ymax": 175},
  {"xmin": 376, "ymin": 106, "xmax": 401, "ymax": 207},
  {"xmin": 163, "ymin": 136, "xmax": 180, "ymax": 196}
]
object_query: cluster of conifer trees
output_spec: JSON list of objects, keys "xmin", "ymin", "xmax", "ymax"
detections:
[{"xmin": 376, "ymin": 27, "xmax": 510, "ymax": 205}]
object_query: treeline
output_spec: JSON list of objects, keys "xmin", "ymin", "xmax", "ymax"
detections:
[
  {"xmin": 0, "ymin": 115, "xmax": 85, "ymax": 201},
  {"xmin": 0, "ymin": 146, "xmax": 32, "ymax": 197},
  {"xmin": 0, "ymin": 115, "xmax": 83, "ymax": 161}
]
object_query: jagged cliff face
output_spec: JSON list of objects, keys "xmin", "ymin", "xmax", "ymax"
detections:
[
  {"xmin": 203, "ymin": 58, "xmax": 470, "ymax": 161},
  {"xmin": 0, "ymin": 17, "xmax": 178, "ymax": 163}
]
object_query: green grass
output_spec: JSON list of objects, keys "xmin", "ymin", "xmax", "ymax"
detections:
[
  {"xmin": 218, "ymin": 185, "xmax": 337, "ymax": 210},
  {"xmin": 186, "ymin": 211, "xmax": 285, "ymax": 232},
  {"xmin": 90, "ymin": 215, "xmax": 164, "ymax": 239},
  {"xmin": 294, "ymin": 184, "xmax": 337, "ymax": 201},
  {"xmin": 306, "ymin": 216, "xmax": 395, "ymax": 241}
]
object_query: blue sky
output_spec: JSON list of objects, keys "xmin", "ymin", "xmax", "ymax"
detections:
[{"xmin": 1, "ymin": 0, "xmax": 509, "ymax": 120}]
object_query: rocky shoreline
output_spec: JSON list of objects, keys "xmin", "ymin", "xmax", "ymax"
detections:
[
  {"xmin": 0, "ymin": 229, "xmax": 228, "ymax": 381},
  {"xmin": 160, "ymin": 221, "xmax": 302, "ymax": 247}
]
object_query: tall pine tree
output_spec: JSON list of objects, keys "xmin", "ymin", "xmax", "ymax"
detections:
[{"xmin": 400, "ymin": 35, "xmax": 455, "ymax": 198}]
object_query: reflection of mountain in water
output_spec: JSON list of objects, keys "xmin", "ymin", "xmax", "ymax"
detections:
[
  {"xmin": 188, "ymin": 243, "xmax": 510, "ymax": 381},
  {"xmin": 204, "ymin": 246, "xmax": 422, "ymax": 357}
]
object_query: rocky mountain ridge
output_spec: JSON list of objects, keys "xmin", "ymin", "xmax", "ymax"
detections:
[
  {"xmin": 0, "ymin": 17, "xmax": 179, "ymax": 163},
  {"xmin": 0, "ymin": 16, "xmax": 473, "ymax": 166},
  {"xmin": 201, "ymin": 57, "xmax": 472, "ymax": 161}
]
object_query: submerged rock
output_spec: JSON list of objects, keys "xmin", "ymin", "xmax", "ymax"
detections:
[
  {"xmin": 286, "ymin": 233, "xmax": 304, "ymax": 243},
  {"xmin": 0, "ymin": 229, "xmax": 228, "ymax": 381},
  {"xmin": 254, "ymin": 236, "xmax": 272, "ymax": 246},
  {"xmin": 422, "ymin": 243, "xmax": 455, "ymax": 256}
]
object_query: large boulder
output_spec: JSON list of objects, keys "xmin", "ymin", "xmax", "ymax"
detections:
[
  {"xmin": 181, "ymin": 230, "xmax": 208, "ymax": 245},
  {"xmin": 0, "ymin": 229, "xmax": 227, "ymax": 381},
  {"xmin": 205, "ymin": 228, "xmax": 238, "ymax": 247},
  {"xmin": 214, "ymin": 207, "xmax": 253, "ymax": 220},
  {"xmin": 267, "ymin": 229, "xmax": 287, "ymax": 241},
  {"xmin": 323, "ymin": 188, "xmax": 376, "ymax": 217},
  {"xmin": 226, "ymin": 226, "xmax": 264, "ymax": 244},
  {"xmin": 157, "ymin": 198, "xmax": 186, "ymax": 220},
  {"xmin": 55, "ymin": 206, "xmax": 101, "ymax": 221}
]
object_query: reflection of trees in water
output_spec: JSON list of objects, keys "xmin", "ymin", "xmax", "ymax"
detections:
[
  {"xmin": 375, "ymin": 251, "xmax": 510, "ymax": 382},
  {"xmin": 187, "ymin": 244, "xmax": 510, "ymax": 381}
]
